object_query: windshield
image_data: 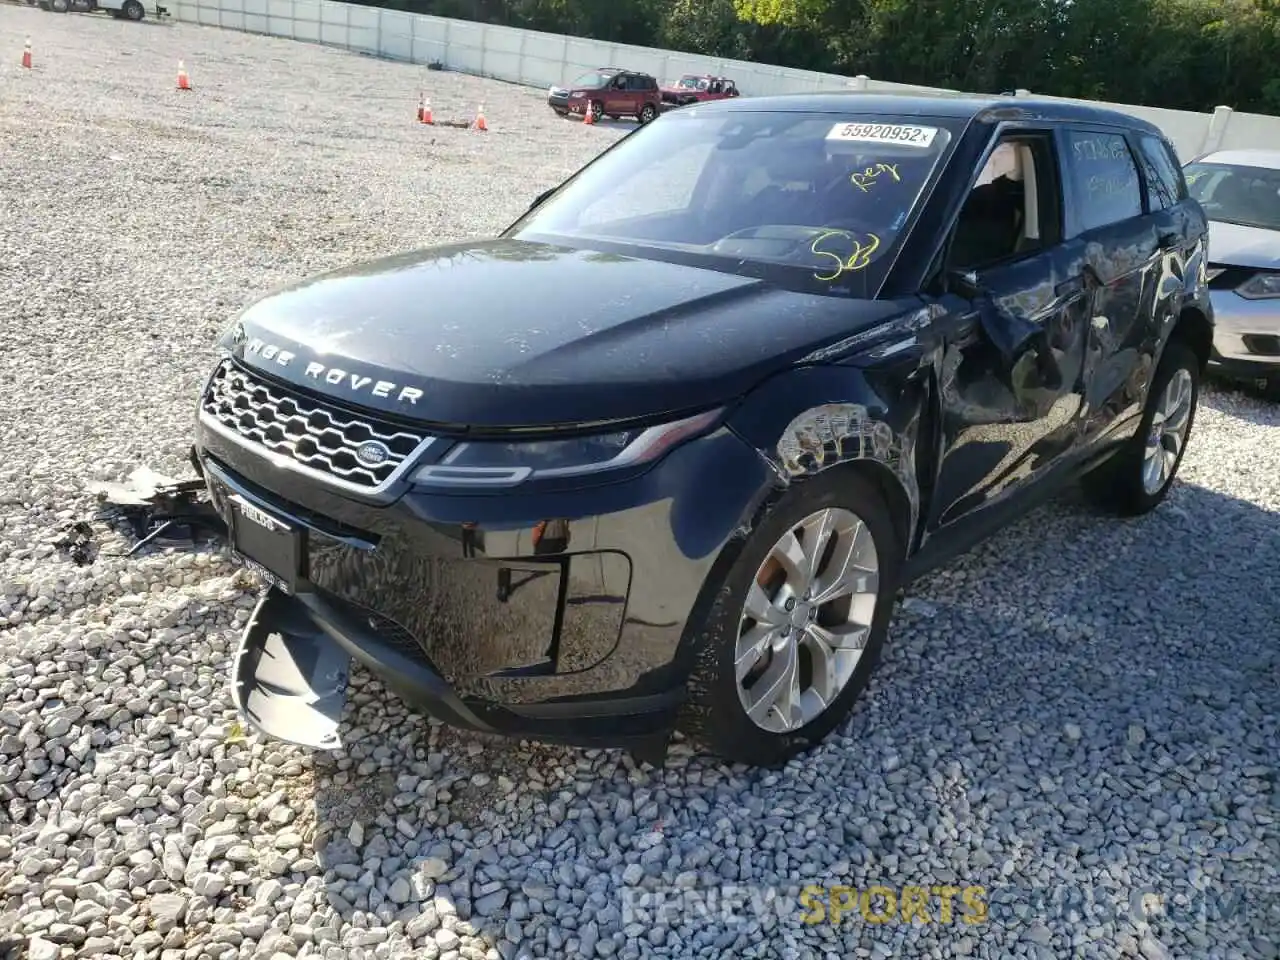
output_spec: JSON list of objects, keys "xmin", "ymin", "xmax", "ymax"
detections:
[
  {"xmin": 1184, "ymin": 161, "xmax": 1280, "ymax": 232},
  {"xmin": 511, "ymin": 111, "xmax": 957, "ymax": 297},
  {"xmin": 571, "ymin": 71, "xmax": 614, "ymax": 89},
  {"xmin": 678, "ymin": 76, "xmax": 708, "ymax": 90}
]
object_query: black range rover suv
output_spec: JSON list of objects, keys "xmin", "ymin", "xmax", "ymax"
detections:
[{"xmin": 196, "ymin": 93, "xmax": 1212, "ymax": 767}]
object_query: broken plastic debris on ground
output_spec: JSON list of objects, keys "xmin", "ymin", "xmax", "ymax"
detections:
[{"xmin": 60, "ymin": 463, "xmax": 228, "ymax": 566}]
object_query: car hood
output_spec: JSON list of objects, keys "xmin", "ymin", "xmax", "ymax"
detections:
[
  {"xmin": 1209, "ymin": 220, "xmax": 1280, "ymax": 269},
  {"xmin": 225, "ymin": 238, "xmax": 909, "ymax": 428}
]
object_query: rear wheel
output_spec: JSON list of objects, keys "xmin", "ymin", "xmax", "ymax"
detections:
[
  {"xmin": 679, "ymin": 469, "xmax": 902, "ymax": 767},
  {"xmin": 1082, "ymin": 340, "xmax": 1199, "ymax": 515},
  {"xmin": 50, "ymin": 0, "xmax": 69, "ymax": 12},
  {"xmin": 122, "ymin": 0, "xmax": 144, "ymax": 18},
  {"xmin": 638, "ymin": 103, "xmax": 657, "ymax": 124}
]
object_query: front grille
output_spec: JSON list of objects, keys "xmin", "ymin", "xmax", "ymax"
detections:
[{"xmin": 201, "ymin": 359, "xmax": 428, "ymax": 490}]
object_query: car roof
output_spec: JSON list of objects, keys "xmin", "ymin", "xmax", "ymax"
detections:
[
  {"xmin": 686, "ymin": 91, "xmax": 1163, "ymax": 134},
  {"xmin": 1193, "ymin": 148, "xmax": 1280, "ymax": 170}
]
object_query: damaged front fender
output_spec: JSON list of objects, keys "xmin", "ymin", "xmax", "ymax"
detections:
[{"xmin": 726, "ymin": 362, "xmax": 928, "ymax": 551}]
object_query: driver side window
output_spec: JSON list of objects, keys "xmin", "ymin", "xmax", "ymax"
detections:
[{"xmin": 947, "ymin": 133, "xmax": 1061, "ymax": 274}]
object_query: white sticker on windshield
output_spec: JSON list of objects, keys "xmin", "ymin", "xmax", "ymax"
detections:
[{"xmin": 826, "ymin": 122, "xmax": 939, "ymax": 148}]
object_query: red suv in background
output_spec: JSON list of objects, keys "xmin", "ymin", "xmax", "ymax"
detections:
[
  {"xmin": 660, "ymin": 75, "xmax": 740, "ymax": 108},
  {"xmin": 547, "ymin": 68, "xmax": 662, "ymax": 124}
]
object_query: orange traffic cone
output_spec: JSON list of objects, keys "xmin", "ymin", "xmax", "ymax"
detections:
[
  {"xmin": 21, "ymin": 37, "xmax": 32, "ymax": 70},
  {"xmin": 582, "ymin": 104, "xmax": 596, "ymax": 126},
  {"xmin": 472, "ymin": 103, "xmax": 487, "ymax": 132},
  {"xmin": 177, "ymin": 60, "xmax": 191, "ymax": 91},
  {"xmin": 420, "ymin": 95, "xmax": 433, "ymax": 125}
]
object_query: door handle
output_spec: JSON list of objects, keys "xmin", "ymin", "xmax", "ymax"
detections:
[{"xmin": 1055, "ymin": 276, "xmax": 1085, "ymax": 298}]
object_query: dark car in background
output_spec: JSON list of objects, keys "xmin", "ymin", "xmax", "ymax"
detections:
[
  {"xmin": 1183, "ymin": 148, "xmax": 1280, "ymax": 396},
  {"xmin": 198, "ymin": 93, "xmax": 1212, "ymax": 768},
  {"xmin": 660, "ymin": 74, "xmax": 740, "ymax": 108},
  {"xmin": 548, "ymin": 67, "xmax": 661, "ymax": 124}
]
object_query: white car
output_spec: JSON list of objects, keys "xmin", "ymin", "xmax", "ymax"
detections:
[
  {"xmin": 36, "ymin": 0, "xmax": 165, "ymax": 20},
  {"xmin": 1184, "ymin": 149, "xmax": 1280, "ymax": 396}
]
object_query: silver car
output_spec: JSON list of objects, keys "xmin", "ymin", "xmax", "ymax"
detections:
[{"xmin": 1183, "ymin": 149, "xmax": 1280, "ymax": 395}]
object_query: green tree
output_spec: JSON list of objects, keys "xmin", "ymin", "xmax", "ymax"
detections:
[{"xmin": 352, "ymin": 0, "xmax": 1280, "ymax": 114}]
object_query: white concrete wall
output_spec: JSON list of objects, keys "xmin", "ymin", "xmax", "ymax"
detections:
[{"xmin": 164, "ymin": 0, "xmax": 1280, "ymax": 162}]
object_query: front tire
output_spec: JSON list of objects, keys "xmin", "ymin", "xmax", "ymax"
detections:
[
  {"xmin": 122, "ymin": 0, "xmax": 144, "ymax": 18},
  {"xmin": 1082, "ymin": 340, "xmax": 1199, "ymax": 516},
  {"xmin": 679, "ymin": 468, "xmax": 903, "ymax": 767}
]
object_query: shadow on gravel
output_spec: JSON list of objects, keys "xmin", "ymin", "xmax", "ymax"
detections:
[
  {"xmin": 302, "ymin": 717, "xmax": 589, "ymax": 951},
  {"xmin": 864, "ymin": 478, "xmax": 1279, "ymax": 951},
  {"xmin": 290, "ymin": 478, "xmax": 1277, "ymax": 958}
]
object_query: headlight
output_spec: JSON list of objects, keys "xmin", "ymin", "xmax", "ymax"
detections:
[
  {"xmin": 412, "ymin": 409, "xmax": 722, "ymax": 487},
  {"xmin": 570, "ymin": 90, "xmax": 586, "ymax": 98},
  {"xmin": 1236, "ymin": 271, "xmax": 1280, "ymax": 299}
]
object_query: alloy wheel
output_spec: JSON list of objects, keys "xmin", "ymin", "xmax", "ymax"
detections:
[
  {"xmin": 1143, "ymin": 366, "xmax": 1193, "ymax": 494},
  {"xmin": 735, "ymin": 507, "xmax": 880, "ymax": 734}
]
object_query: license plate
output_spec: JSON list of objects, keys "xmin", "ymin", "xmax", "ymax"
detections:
[{"xmin": 229, "ymin": 495, "xmax": 303, "ymax": 594}]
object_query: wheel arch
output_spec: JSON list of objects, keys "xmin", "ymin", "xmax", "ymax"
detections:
[
  {"xmin": 812, "ymin": 457, "xmax": 913, "ymax": 562},
  {"xmin": 726, "ymin": 366, "xmax": 929, "ymax": 566},
  {"xmin": 1169, "ymin": 305, "xmax": 1213, "ymax": 374}
]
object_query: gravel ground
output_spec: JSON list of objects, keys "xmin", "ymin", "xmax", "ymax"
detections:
[{"xmin": 1, "ymin": 8, "xmax": 1278, "ymax": 960}]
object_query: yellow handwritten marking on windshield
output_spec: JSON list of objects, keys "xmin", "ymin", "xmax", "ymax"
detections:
[
  {"xmin": 850, "ymin": 163, "xmax": 901, "ymax": 192},
  {"xmin": 1184, "ymin": 171, "xmax": 1207, "ymax": 186},
  {"xmin": 811, "ymin": 230, "xmax": 882, "ymax": 282}
]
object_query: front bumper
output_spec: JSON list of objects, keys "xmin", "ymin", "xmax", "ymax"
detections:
[
  {"xmin": 1207, "ymin": 289, "xmax": 1280, "ymax": 383},
  {"xmin": 197, "ymin": 408, "xmax": 772, "ymax": 749},
  {"xmin": 548, "ymin": 93, "xmax": 578, "ymax": 114}
]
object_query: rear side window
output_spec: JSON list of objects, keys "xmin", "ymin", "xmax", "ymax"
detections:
[
  {"xmin": 1064, "ymin": 129, "xmax": 1143, "ymax": 231},
  {"xmin": 1136, "ymin": 134, "xmax": 1186, "ymax": 210}
]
